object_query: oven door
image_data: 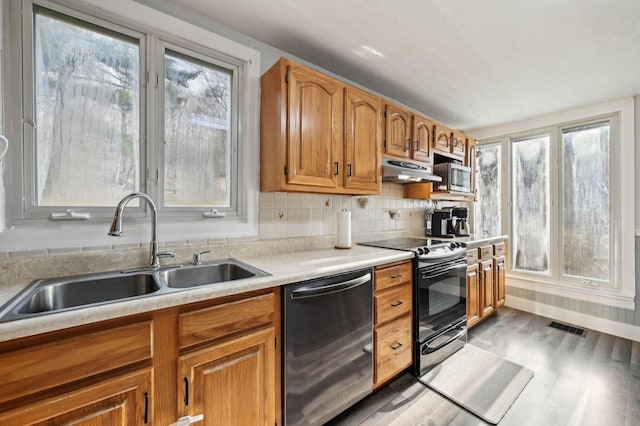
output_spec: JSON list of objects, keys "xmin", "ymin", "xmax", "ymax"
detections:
[{"xmin": 416, "ymin": 261, "xmax": 467, "ymax": 343}]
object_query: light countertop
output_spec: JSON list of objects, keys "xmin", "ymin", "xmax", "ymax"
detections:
[{"xmin": 0, "ymin": 245, "xmax": 412, "ymax": 343}]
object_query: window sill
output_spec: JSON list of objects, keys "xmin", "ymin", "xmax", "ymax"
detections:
[{"xmin": 506, "ymin": 272, "xmax": 635, "ymax": 310}]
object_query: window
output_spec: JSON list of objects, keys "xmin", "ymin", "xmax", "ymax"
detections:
[
  {"xmin": 511, "ymin": 134, "xmax": 551, "ymax": 274},
  {"xmin": 561, "ymin": 122, "xmax": 611, "ymax": 283},
  {"xmin": 33, "ymin": 7, "xmax": 141, "ymax": 208},
  {"xmin": 473, "ymin": 143, "xmax": 502, "ymax": 239},
  {"xmin": 3, "ymin": 0, "xmax": 260, "ymax": 250}
]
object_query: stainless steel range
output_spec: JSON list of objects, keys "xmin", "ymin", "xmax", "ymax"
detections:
[{"xmin": 359, "ymin": 238, "xmax": 467, "ymax": 376}]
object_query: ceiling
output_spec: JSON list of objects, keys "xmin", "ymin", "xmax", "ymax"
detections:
[{"xmin": 161, "ymin": 0, "xmax": 640, "ymax": 132}]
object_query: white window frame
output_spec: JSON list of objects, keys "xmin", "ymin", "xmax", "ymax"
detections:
[
  {"xmin": 475, "ymin": 98, "xmax": 635, "ymax": 309},
  {"xmin": 1, "ymin": 0, "xmax": 260, "ymax": 251}
]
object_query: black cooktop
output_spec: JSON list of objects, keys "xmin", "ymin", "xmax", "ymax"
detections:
[{"xmin": 358, "ymin": 237, "xmax": 450, "ymax": 251}]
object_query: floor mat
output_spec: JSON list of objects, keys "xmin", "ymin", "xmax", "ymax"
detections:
[{"xmin": 418, "ymin": 344, "xmax": 533, "ymax": 424}]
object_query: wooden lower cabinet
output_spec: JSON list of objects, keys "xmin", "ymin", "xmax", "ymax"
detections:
[
  {"xmin": 373, "ymin": 260, "xmax": 413, "ymax": 389},
  {"xmin": 0, "ymin": 368, "xmax": 153, "ymax": 425},
  {"xmin": 0, "ymin": 288, "xmax": 280, "ymax": 426},
  {"xmin": 494, "ymin": 255, "xmax": 506, "ymax": 308},
  {"xmin": 480, "ymin": 259, "xmax": 494, "ymax": 318},
  {"xmin": 466, "ymin": 263, "xmax": 480, "ymax": 329},
  {"xmin": 466, "ymin": 240, "xmax": 508, "ymax": 329},
  {"xmin": 178, "ymin": 327, "xmax": 276, "ymax": 426}
]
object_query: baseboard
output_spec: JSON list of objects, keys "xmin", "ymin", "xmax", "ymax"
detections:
[{"xmin": 506, "ymin": 296, "xmax": 640, "ymax": 342}]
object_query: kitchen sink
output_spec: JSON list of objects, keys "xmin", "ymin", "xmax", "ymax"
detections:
[
  {"xmin": 160, "ymin": 259, "xmax": 268, "ymax": 288},
  {"xmin": 16, "ymin": 274, "xmax": 160, "ymax": 314},
  {"xmin": 0, "ymin": 258, "xmax": 269, "ymax": 323}
]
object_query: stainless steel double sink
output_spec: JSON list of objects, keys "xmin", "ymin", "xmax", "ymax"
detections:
[{"xmin": 0, "ymin": 258, "xmax": 269, "ymax": 323}]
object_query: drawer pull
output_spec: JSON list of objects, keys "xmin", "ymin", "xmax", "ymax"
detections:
[
  {"xmin": 390, "ymin": 342, "xmax": 403, "ymax": 350},
  {"xmin": 390, "ymin": 274, "xmax": 403, "ymax": 279},
  {"xmin": 390, "ymin": 300, "xmax": 403, "ymax": 307}
]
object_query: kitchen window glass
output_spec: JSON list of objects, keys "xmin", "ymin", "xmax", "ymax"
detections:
[
  {"xmin": 163, "ymin": 50, "xmax": 233, "ymax": 208},
  {"xmin": 561, "ymin": 121, "xmax": 611, "ymax": 283},
  {"xmin": 10, "ymin": 0, "xmax": 258, "ymax": 242},
  {"xmin": 511, "ymin": 134, "xmax": 551, "ymax": 274},
  {"xmin": 474, "ymin": 143, "xmax": 501, "ymax": 239},
  {"xmin": 33, "ymin": 7, "xmax": 141, "ymax": 207}
]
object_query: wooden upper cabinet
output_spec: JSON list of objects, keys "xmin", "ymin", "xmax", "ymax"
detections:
[
  {"xmin": 261, "ymin": 58, "xmax": 380, "ymax": 195},
  {"xmin": 412, "ymin": 114, "xmax": 433, "ymax": 162},
  {"xmin": 286, "ymin": 64, "xmax": 342, "ymax": 188},
  {"xmin": 384, "ymin": 103, "xmax": 412, "ymax": 159},
  {"xmin": 433, "ymin": 123, "xmax": 452, "ymax": 154},
  {"xmin": 450, "ymin": 130, "xmax": 466, "ymax": 159},
  {"xmin": 344, "ymin": 85, "xmax": 382, "ymax": 192},
  {"xmin": 466, "ymin": 138, "xmax": 477, "ymax": 197}
]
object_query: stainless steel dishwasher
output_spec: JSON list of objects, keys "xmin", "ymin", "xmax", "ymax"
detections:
[{"xmin": 283, "ymin": 268, "xmax": 373, "ymax": 426}]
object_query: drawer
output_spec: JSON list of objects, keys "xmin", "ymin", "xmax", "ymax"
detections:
[
  {"xmin": 0, "ymin": 320, "xmax": 152, "ymax": 405},
  {"xmin": 374, "ymin": 314, "xmax": 412, "ymax": 386},
  {"xmin": 375, "ymin": 260, "xmax": 413, "ymax": 292},
  {"xmin": 466, "ymin": 249, "xmax": 478, "ymax": 264},
  {"xmin": 179, "ymin": 292, "xmax": 275, "ymax": 349},
  {"xmin": 375, "ymin": 283, "xmax": 412, "ymax": 325},
  {"xmin": 494, "ymin": 242, "xmax": 505, "ymax": 257},
  {"xmin": 478, "ymin": 245, "xmax": 493, "ymax": 260}
]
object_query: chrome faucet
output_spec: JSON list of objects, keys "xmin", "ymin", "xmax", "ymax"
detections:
[{"xmin": 108, "ymin": 192, "xmax": 174, "ymax": 268}]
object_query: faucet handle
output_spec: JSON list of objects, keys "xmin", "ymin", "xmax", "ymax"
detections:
[
  {"xmin": 192, "ymin": 250, "xmax": 211, "ymax": 265},
  {"xmin": 157, "ymin": 251, "xmax": 175, "ymax": 259}
]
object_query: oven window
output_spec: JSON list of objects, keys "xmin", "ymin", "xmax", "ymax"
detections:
[{"xmin": 418, "ymin": 270, "xmax": 467, "ymax": 340}]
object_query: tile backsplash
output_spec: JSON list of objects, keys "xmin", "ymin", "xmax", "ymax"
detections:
[{"xmin": 259, "ymin": 184, "xmax": 431, "ymax": 239}]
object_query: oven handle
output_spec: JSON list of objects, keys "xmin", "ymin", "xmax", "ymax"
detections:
[
  {"xmin": 421, "ymin": 325, "xmax": 467, "ymax": 355},
  {"xmin": 420, "ymin": 263, "xmax": 467, "ymax": 280},
  {"xmin": 418, "ymin": 249, "xmax": 466, "ymax": 261},
  {"xmin": 290, "ymin": 273, "xmax": 371, "ymax": 299}
]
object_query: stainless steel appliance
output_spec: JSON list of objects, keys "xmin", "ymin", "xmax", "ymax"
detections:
[
  {"xmin": 433, "ymin": 162, "xmax": 472, "ymax": 193},
  {"xmin": 452, "ymin": 207, "xmax": 470, "ymax": 237},
  {"xmin": 283, "ymin": 269, "xmax": 373, "ymax": 425},
  {"xmin": 359, "ymin": 238, "xmax": 467, "ymax": 376},
  {"xmin": 382, "ymin": 158, "xmax": 442, "ymax": 183}
]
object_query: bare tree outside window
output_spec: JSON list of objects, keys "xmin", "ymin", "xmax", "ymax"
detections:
[
  {"xmin": 34, "ymin": 10, "xmax": 140, "ymax": 206},
  {"xmin": 164, "ymin": 52, "xmax": 232, "ymax": 207}
]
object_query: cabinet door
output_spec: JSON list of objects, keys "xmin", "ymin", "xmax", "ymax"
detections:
[
  {"xmin": 178, "ymin": 327, "xmax": 276, "ymax": 426},
  {"xmin": 0, "ymin": 368, "xmax": 153, "ymax": 426},
  {"xmin": 466, "ymin": 264, "xmax": 480, "ymax": 329},
  {"xmin": 450, "ymin": 131, "xmax": 466, "ymax": 159},
  {"xmin": 494, "ymin": 256, "xmax": 506, "ymax": 308},
  {"xmin": 344, "ymin": 86, "xmax": 381, "ymax": 192},
  {"xmin": 412, "ymin": 114, "xmax": 432, "ymax": 162},
  {"xmin": 384, "ymin": 103, "xmax": 412, "ymax": 158},
  {"xmin": 433, "ymin": 124, "xmax": 451, "ymax": 154},
  {"xmin": 480, "ymin": 260, "xmax": 494, "ymax": 318},
  {"xmin": 287, "ymin": 65, "xmax": 343, "ymax": 188}
]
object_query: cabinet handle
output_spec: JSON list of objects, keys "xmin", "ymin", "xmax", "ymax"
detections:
[
  {"xmin": 144, "ymin": 392, "xmax": 149, "ymax": 424},
  {"xmin": 183, "ymin": 377, "xmax": 189, "ymax": 406},
  {"xmin": 347, "ymin": 163, "xmax": 352, "ymax": 177},
  {"xmin": 406, "ymin": 138, "xmax": 411, "ymax": 149},
  {"xmin": 390, "ymin": 300, "xmax": 403, "ymax": 307},
  {"xmin": 390, "ymin": 273, "xmax": 403, "ymax": 279},
  {"xmin": 334, "ymin": 162, "xmax": 339, "ymax": 175},
  {"xmin": 390, "ymin": 342, "xmax": 403, "ymax": 350}
]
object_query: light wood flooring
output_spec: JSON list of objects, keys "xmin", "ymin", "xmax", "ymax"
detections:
[{"xmin": 327, "ymin": 307, "xmax": 640, "ymax": 426}]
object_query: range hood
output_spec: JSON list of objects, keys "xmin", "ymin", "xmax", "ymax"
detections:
[{"xmin": 381, "ymin": 158, "xmax": 442, "ymax": 184}]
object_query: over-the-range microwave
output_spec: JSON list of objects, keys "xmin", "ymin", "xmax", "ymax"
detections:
[{"xmin": 433, "ymin": 162, "xmax": 472, "ymax": 193}]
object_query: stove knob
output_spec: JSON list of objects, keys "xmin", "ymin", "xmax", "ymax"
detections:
[
  {"xmin": 422, "ymin": 247, "xmax": 430, "ymax": 255},
  {"xmin": 417, "ymin": 248, "xmax": 424, "ymax": 255}
]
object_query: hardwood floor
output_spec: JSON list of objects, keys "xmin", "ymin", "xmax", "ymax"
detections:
[{"xmin": 327, "ymin": 307, "xmax": 640, "ymax": 426}]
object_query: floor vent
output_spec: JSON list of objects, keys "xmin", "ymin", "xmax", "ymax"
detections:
[{"xmin": 549, "ymin": 321, "xmax": 586, "ymax": 337}]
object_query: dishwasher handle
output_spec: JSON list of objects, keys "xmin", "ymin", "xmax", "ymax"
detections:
[{"xmin": 290, "ymin": 273, "xmax": 371, "ymax": 299}]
